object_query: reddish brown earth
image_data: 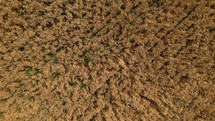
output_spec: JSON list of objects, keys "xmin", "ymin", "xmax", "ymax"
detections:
[{"xmin": 0, "ymin": 0, "xmax": 215, "ymax": 121}]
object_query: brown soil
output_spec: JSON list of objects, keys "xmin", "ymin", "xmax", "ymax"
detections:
[{"xmin": 0, "ymin": 0, "xmax": 215, "ymax": 121}]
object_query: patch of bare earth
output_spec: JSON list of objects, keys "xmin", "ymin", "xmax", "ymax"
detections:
[{"xmin": 0, "ymin": 0, "xmax": 214, "ymax": 120}]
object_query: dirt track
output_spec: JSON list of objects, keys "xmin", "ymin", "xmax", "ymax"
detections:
[{"xmin": 0, "ymin": 0, "xmax": 215, "ymax": 120}]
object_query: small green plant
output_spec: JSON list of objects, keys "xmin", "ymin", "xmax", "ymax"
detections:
[
  {"xmin": 64, "ymin": 85, "xmax": 67, "ymax": 90},
  {"xmin": 22, "ymin": 66, "xmax": 34, "ymax": 77},
  {"xmin": 48, "ymin": 53, "xmax": 58, "ymax": 62},
  {"xmin": 80, "ymin": 37, "xmax": 87, "ymax": 45},
  {"xmin": 90, "ymin": 115, "xmax": 96, "ymax": 121},
  {"xmin": 38, "ymin": 10, "xmax": 46, "ymax": 16},
  {"xmin": 11, "ymin": 7, "xmax": 25, "ymax": 16},
  {"xmin": 56, "ymin": 46, "xmax": 65, "ymax": 52},
  {"xmin": 0, "ymin": 75, "xmax": 3, "ymax": 81},
  {"xmin": 55, "ymin": 70, "xmax": 60, "ymax": 77},
  {"xmin": 101, "ymin": 41, "xmax": 110, "ymax": 49},
  {"xmin": 88, "ymin": 75, "xmax": 92, "ymax": 80},
  {"xmin": 105, "ymin": 0, "xmax": 112, "ymax": 6},
  {"xmin": 80, "ymin": 81, "xmax": 86, "ymax": 89},
  {"xmin": 11, "ymin": 90, "xmax": 17, "ymax": 95},
  {"xmin": 23, "ymin": 66, "xmax": 33, "ymax": 72},
  {"xmin": 15, "ymin": 79, "xmax": 24, "ymax": 83},
  {"xmin": 69, "ymin": 80, "xmax": 75, "ymax": 86},
  {"xmin": 51, "ymin": 85, "xmax": 57, "ymax": 91},
  {"xmin": 129, "ymin": 4, "xmax": 140, "ymax": 14},
  {"xmin": 152, "ymin": 0, "xmax": 161, "ymax": 6},
  {"xmin": 83, "ymin": 51, "xmax": 92, "ymax": 67},
  {"xmin": 34, "ymin": 68, "xmax": 43, "ymax": 75},
  {"xmin": 50, "ymin": 55, "xmax": 58, "ymax": 62},
  {"xmin": 52, "ymin": 70, "xmax": 60, "ymax": 79},
  {"xmin": 131, "ymin": 17, "xmax": 140, "ymax": 25},
  {"xmin": 62, "ymin": 100, "xmax": 66, "ymax": 105},
  {"xmin": 84, "ymin": 56, "xmax": 91, "ymax": 67},
  {"xmin": 68, "ymin": 0, "xmax": 74, "ymax": 4},
  {"xmin": 0, "ymin": 111, "xmax": 5, "ymax": 118}
]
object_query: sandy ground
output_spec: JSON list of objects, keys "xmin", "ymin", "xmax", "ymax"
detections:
[{"xmin": 0, "ymin": 0, "xmax": 215, "ymax": 120}]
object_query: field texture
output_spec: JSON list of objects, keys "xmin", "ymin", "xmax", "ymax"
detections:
[{"xmin": 0, "ymin": 0, "xmax": 215, "ymax": 120}]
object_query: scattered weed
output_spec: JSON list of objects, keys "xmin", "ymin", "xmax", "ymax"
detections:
[
  {"xmin": 0, "ymin": 111, "xmax": 5, "ymax": 118},
  {"xmin": 105, "ymin": 0, "xmax": 112, "ymax": 6},
  {"xmin": 0, "ymin": 75, "xmax": 3, "ymax": 81},
  {"xmin": 51, "ymin": 85, "xmax": 57, "ymax": 91},
  {"xmin": 80, "ymin": 81, "xmax": 86, "ymax": 89},
  {"xmin": 11, "ymin": 7, "xmax": 25, "ymax": 16},
  {"xmin": 88, "ymin": 75, "xmax": 92, "ymax": 80},
  {"xmin": 84, "ymin": 56, "xmax": 91, "ymax": 67},
  {"xmin": 186, "ymin": 39, "xmax": 193, "ymax": 46},
  {"xmin": 11, "ymin": 90, "xmax": 17, "ymax": 95},
  {"xmin": 50, "ymin": 55, "xmax": 58, "ymax": 62},
  {"xmin": 69, "ymin": 80, "xmax": 75, "ymax": 86},
  {"xmin": 69, "ymin": 91, "xmax": 74, "ymax": 98},
  {"xmin": 56, "ymin": 46, "xmax": 65, "ymax": 52},
  {"xmin": 18, "ymin": 11, "xmax": 25, "ymax": 16},
  {"xmin": 41, "ymin": 46, "xmax": 46, "ymax": 52},
  {"xmin": 101, "ymin": 41, "xmax": 110, "ymax": 49},
  {"xmin": 164, "ymin": 61, "xmax": 169, "ymax": 66},
  {"xmin": 23, "ymin": 66, "xmax": 33, "ymax": 72},
  {"xmin": 64, "ymin": 85, "xmax": 67, "ymax": 90},
  {"xmin": 68, "ymin": 0, "xmax": 74, "ymax": 4},
  {"xmin": 38, "ymin": 10, "xmax": 46, "ymax": 16},
  {"xmin": 21, "ymin": 66, "xmax": 34, "ymax": 77},
  {"xmin": 52, "ymin": 70, "xmax": 60, "ymax": 78},
  {"xmin": 80, "ymin": 37, "xmax": 87, "ymax": 45},
  {"xmin": 34, "ymin": 68, "xmax": 43, "ymax": 75},
  {"xmin": 152, "ymin": 0, "xmax": 161, "ymax": 6},
  {"xmin": 48, "ymin": 53, "xmax": 58, "ymax": 62},
  {"xmin": 55, "ymin": 70, "xmax": 60, "ymax": 77},
  {"xmin": 90, "ymin": 115, "xmax": 96, "ymax": 121},
  {"xmin": 131, "ymin": 18, "xmax": 139, "ymax": 25},
  {"xmin": 62, "ymin": 100, "xmax": 67, "ymax": 105},
  {"xmin": 18, "ymin": 47, "xmax": 25, "ymax": 51},
  {"xmin": 1, "ymin": 98, "xmax": 8, "ymax": 103},
  {"xmin": 83, "ymin": 51, "xmax": 92, "ymax": 67},
  {"xmin": 129, "ymin": 4, "xmax": 140, "ymax": 14},
  {"xmin": 14, "ymin": 79, "xmax": 25, "ymax": 83},
  {"xmin": 101, "ymin": 89, "xmax": 108, "ymax": 96}
]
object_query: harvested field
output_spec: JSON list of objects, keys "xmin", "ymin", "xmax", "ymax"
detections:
[{"xmin": 0, "ymin": 0, "xmax": 215, "ymax": 120}]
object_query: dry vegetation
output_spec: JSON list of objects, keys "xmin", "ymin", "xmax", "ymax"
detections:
[{"xmin": 0, "ymin": 0, "xmax": 215, "ymax": 120}]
